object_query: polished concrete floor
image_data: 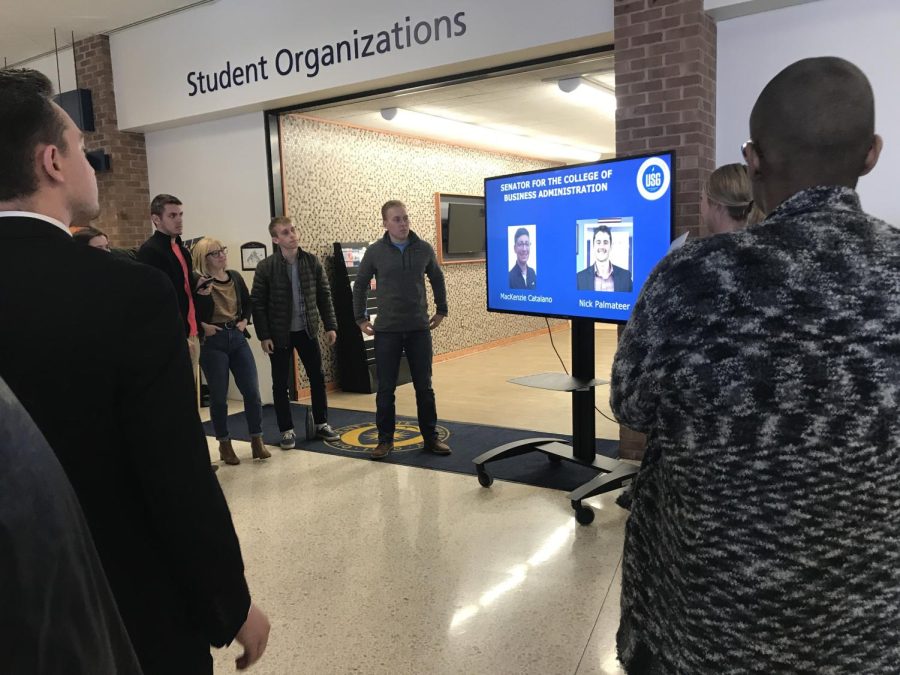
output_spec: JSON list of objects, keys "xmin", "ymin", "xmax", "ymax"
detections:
[{"xmin": 204, "ymin": 326, "xmax": 628, "ymax": 674}]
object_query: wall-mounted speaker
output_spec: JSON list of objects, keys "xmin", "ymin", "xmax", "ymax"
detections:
[
  {"xmin": 53, "ymin": 89, "xmax": 95, "ymax": 132},
  {"xmin": 86, "ymin": 149, "xmax": 111, "ymax": 172}
]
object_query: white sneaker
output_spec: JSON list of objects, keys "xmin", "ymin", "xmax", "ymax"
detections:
[{"xmin": 280, "ymin": 430, "xmax": 296, "ymax": 450}]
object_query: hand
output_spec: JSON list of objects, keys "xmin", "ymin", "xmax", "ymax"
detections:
[
  {"xmin": 358, "ymin": 321, "xmax": 375, "ymax": 336},
  {"xmin": 261, "ymin": 339, "xmax": 275, "ymax": 354},
  {"xmin": 325, "ymin": 330, "xmax": 337, "ymax": 346},
  {"xmin": 202, "ymin": 322, "xmax": 221, "ymax": 337},
  {"xmin": 234, "ymin": 603, "xmax": 270, "ymax": 670},
  {"xmin": 428, "ymin": 314, "xmax": 445, "ymax": 330},
  {"xmin": 236, "ymin": 319, "xmax": 248, "ymax": 333},
  {"xmin": 196, "ymin": 276, "xmax": 213, "ymax": 295}
]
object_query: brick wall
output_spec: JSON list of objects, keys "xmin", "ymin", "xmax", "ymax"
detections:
[
  {"xmin": 74, "ymin": 35, "xmax": 150, "ymax": 248},
  {"xmin": 615, "ymin": 0, "xmax": 716, "ymax": 238},
  {"xmin": 614, "ymin": 0, "xmax": 717, "ymax": 459}
]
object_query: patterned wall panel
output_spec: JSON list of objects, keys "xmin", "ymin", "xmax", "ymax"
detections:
[{"xmin": 280, "ymin": 113, "xmax": 562, "ymax": 387}]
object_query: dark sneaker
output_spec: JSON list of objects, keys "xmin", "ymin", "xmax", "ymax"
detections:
[
  {"xmin": 280, "ymin": 430, "xmax": 296, "ymax": 450},
  {"xmin": 316, "ymin": 423, "xmax": 340, "ymax": 441},
  {"xmin": 426, "ymin": 439, "xmax": 452, "ymax": 455},
  {"xmin": 371, "ymin": 441, "xmax": 393, "ymax": 459}
]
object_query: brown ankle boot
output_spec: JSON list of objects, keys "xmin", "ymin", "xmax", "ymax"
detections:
[
  {"xmin": 251, "ymin": 436, "xmax": 271, "ymax": 460},
  {"xmin": 218, "ymin": 439, "xmax": 240, "ymax": 465}
]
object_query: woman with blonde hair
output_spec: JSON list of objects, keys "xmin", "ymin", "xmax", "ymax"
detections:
[
  {"xmin": 701, "ymin": 163, "xmax": 765, "ymax": 234},
  {"xmin": 192, "ymin": 237, "xmax": 269, "ymax": 465}
]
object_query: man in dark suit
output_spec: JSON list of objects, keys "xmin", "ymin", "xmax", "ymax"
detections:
[
  {"xmin": 0, "ymin": 375, "xmax": 142, "ymax": 674},
  {"xmin": 0, "ymin": 68, "xmax": 269, "ymax": 675},
  {"xmin": 576, "ymin": 225, "xmax": 633, "ymax": 292}
]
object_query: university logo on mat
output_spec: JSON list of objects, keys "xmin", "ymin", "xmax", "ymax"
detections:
[{"xmin": 326, "ymin": 422, "xmax": 450, "ymax": 453}]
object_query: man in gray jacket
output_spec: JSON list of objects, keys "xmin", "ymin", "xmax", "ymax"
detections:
[
  {"xmin": 251, "ymin": 216, "xmax": 340, "ymax": 447},
  {"xmin": 353, "ymin": 200, "xmax": 450, "ymax": 459}
]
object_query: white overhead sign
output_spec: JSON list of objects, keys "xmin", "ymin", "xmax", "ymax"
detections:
[{"xmin": 110, "ymin": 0, "xmax": 613, "ymax": 131}]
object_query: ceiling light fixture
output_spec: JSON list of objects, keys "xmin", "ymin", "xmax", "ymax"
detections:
[
  {"xmin": 379, "ymin": 107, "xmax": 600, "ymax": 163},
  {"xmin": 557, "ymin": 77, "xmax": 617, "ymax": 117}
]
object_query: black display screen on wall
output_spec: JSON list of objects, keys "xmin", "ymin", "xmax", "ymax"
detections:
[{"xmin": 435, "ymin": 193, "xmax": 485, "ymax": 264}]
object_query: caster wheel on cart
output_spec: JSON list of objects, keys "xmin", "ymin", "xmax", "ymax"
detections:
[
  {"xmin": 573, "ymin": 503, "xmax": 595, "ymax": 525},
  {"xmin": 477, "ymin": 469, "xmax": 494, "ymax": 488}
]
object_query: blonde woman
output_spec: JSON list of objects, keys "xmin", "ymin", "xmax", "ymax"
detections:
[
  {"xmin": 701, "ymin": 163, "xmax": 766, "ymax": 234},
  {"xmin": 192, "ymin": 237, "xmax": 269, "ymax": 464}
]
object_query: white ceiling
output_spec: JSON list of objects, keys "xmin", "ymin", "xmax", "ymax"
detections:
[
  {"xmin": 301, "ymin": 55, "xmax": 617, "ymax": 162},
  {"xmin": 1, "ymin": 2, "xmax": 615, "ymax": 161},
  {"xmin": 0, "ymin": 0, "xmax": 207, "ymax": 66}
]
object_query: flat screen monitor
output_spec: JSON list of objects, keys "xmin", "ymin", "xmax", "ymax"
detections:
[
  {"xmin": 484, "ymin": 151, "xmax": 675, "ymax": 323},
  {"xmin": 447, "ymin": 202, "xmax": 485, "ymax": 254}
]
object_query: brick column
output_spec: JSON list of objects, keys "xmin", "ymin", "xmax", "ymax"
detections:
[
  {"xmin": 613, "ymin": 0, "xmax": 717, "ymax": 460},
  {"xmin": 74, "ymin": 35, "xmax": 150, "ymax": 248}
]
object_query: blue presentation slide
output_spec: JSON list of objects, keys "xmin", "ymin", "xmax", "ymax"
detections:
[{"xmin": 484, "ymin": 152, "xmax": 674, "ymax": 323}]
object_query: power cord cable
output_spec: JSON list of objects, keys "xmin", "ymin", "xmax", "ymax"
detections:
[{"xmin": 544, "ymin": 318, "xmax": 618, "ymax": 424}]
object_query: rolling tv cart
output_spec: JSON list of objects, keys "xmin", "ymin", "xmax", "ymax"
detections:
[{"xmin": 472, "ymin": 318, "xmax": 638, "ymax": 525}]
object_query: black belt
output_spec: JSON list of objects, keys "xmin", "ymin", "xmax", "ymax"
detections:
[{"xmin": 214, "ymin": 320, "xmax": 238, "ymax": 329}]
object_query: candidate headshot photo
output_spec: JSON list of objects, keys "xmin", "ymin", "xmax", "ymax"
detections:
[
  {"xmin": 508, "ymin": 225, "xmax": 537, "ymax": 289},
  {"xmin": 576, "ymin": 224, "xmax": 633, "ymax": 292}
]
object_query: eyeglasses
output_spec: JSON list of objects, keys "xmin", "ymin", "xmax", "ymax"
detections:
[
  {"xmin": 741, "ymin": 139, "xmax": 762, "ymax": 161},
  {"xmin": 515, "ymin": 241, "xmax": 531, "ymax": 248},
  {"xmin": 206, "ymin": 248, "xmax": 228, "ymax": 258}
]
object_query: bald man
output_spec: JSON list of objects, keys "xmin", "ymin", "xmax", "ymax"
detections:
[{"xmin": 611, "ymin": 57, "xmax": 900, "ymax": 673}]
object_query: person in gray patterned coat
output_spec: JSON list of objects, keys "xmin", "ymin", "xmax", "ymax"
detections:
[{"xmin": 611, "ymin": 56, "xmax": 899, "ymax": 674}]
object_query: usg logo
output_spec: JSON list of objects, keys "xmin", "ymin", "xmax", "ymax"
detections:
[{"xmin": 636, "ymin": 157, "xmax": 671, "ymax": 201}]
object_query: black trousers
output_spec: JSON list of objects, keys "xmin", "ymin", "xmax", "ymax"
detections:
[{"xmin": 270, "ymin": 330, "xmax": 327, "ymax": 431}]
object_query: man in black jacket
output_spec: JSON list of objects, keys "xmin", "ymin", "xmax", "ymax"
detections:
[
  {"xmin": 137, "ymin": 194, "xmax": 204, "ymax": 402},
  {"xmin": 251, "ymin": 216, "xmax": 340, "ymax": 448},
  {"xmin": 0, "ymin": 68, "xmax": 269, "ymax": 675},
  {"xmin": 576, "ymin": 225, "xmax": 633, "ymax": 292}
]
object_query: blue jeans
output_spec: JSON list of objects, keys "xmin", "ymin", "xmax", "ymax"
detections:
[
  {"xmin": 374, "ymin": 329, "xmax": 437, "ymax": 443},
  {"xmin": 199, "ymin": 328, "xmax": 263, "ymax": 440}
]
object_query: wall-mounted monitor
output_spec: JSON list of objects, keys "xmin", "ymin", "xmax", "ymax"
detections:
[
  {"xmin": 435, "ymin": 193, "xmax": 485, "ymax": 264},
  {"xmin": 484, "ymin": 151, "xmax": 675, "ymax": 323},
  {"xmin": 447, "ymin": 202, "xmax": 485, "ymax": 254}
]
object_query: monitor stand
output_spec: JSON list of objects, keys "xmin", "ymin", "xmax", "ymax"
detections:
[{"xmin": 472, "ymin": 318, "xmax": 638, "ymax": 525}]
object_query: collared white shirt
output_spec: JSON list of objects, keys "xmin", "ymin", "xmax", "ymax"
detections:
[
  {"xmin": 593, "ymin": 262, "xmax": 615, "ymax": 292},
  {"xmin": 0, "ymin": 211, "xmax": 72, "ymax": 237}
]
